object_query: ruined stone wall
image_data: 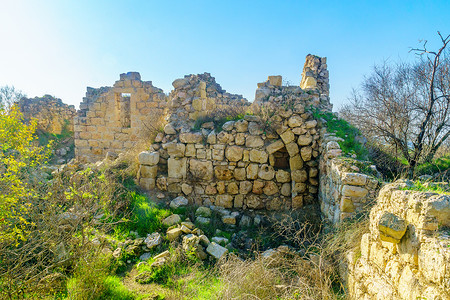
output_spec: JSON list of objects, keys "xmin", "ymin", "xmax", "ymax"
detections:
[
  {"xmin": 345, "ymin": 182, "xmax": 450, "ymax": 299},
  {"xmin": 18, "ymin": 95, "xmax": 76, "ymax": 135},
  {"xmin": 318, "ymin": 138, "xmax": 380, "ymax": 224},
  {"xmin": 74, "ymin": 72, "xmax": 167, "ymax": 162}
]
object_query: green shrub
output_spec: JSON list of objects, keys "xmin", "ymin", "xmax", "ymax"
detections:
[{"xmin": 416, "ymin": 155, "xmax": 450, "ymax": 179}]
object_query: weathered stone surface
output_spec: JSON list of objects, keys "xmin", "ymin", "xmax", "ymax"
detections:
[
  {"xmin": 246, "ymin": 195, "xmax": 263, "ymax": 209},
  {"xmin": 222, "ymin": 121, "xmax": 235, "ymax": 131},
  {"xmin": 276, "ymin": 170, "xmax": 291, "ymax": 183},
  {"xmin": 214, "ymin": 166, "xmax": 234, "ymax": 180},
  {"xmin": 162, "ymin": 214, "xmax": 181, "ymax": 226},
  {"xmin": 227, "ymin": 182, "xmax": 239, "ymax": 194},
  {"xmin": 164, "ymin": 123, "xmax": 176, "ymax": 134},
  {"xmin": 195, "ymin": 206, "xmax": 212, "ymax": 218},
  {"xmin": 234, "ymin": 168, "xmax": 246, "ymax": 180},
  {"xmin": 252, "ymin": 180, "xmax": 265, "ymax": 194},
  {"xmin": 144, "ymin": 232, "xmax": 162, "ymax": 249},
  {"xmin": 246, "ymin": 164, "xmax": 259, "ymax": 179},
  {"xmin": 168, "ymin": 157, "xmax": 187, "ymax": 179},
  {"xmin": 292, "ymin": 195, "xmax": 303, "ymax": 209},
  {"xmin": 263, "ymin": 181, "xmax": 279, "ymax": 196},
  {"xmin": 138, "ymin": 151, "xmax": 159, "ymax": 166},
  {"xmin": 170, "ymin": 196, "xmax": 189, "ymax": 209},
  {"xmin": 167, "ymin": 228, "xmax": 182, "ymax": 241},
  {"xmin": 266, "ymin": 140, "xmax": 285, "ymax": 154},
  {"xmin": 248, "ymin": 122, "xmax": 263, "ymax": 135},
  {"xmin": 258, "ymin": 164, "xmax": 275, "ymax": 180},
  {"xmin": 216, "ymin": 195, "xmax": 233, "ymax": 208},
  {"xmin": 225, "ymin": 146, "xmax": 243, "ymax": 162},
  {"xmin": 280, "ymin": 129, "xmax": 295, "ymax": 144},
  {"xmin": 166, "ymin": 143, "xmax": 185, "ymax": 157},
  {"xmin": 245, "ymin": 136, "xmax": 264, "ymax": 148},
  {"xmin": 281, "ymin": 183, "xmax": 291, "ymax": 196},
  {"xmin": 239, "ymin": 181, "xmax": 253, "ymax": 194},
  {"xmin": 188, "ymin": 159, "xmax": 213, "ymax": 180},
  {"xmin": 140, "ymin": 178, "xmax": 155, "ymax": 190},
  {"xmin": 378, "ymin": 212, "xmax": 407, "ymax": 243},
  {"xmin": 285, "ymin": 142, "xmax": 299, "ymax": 156},
  {"xmin": 289, "ymin": 155, "xmax": 303, "ymax": 170},
  {"xmin": 179, "ymin": 132, "xmax": 203, "ymax": 143},
  {"xmin": 249, "ymin": 149, "xmax": 268, "ymax": 163},
  {"xmin": 172, "ymin": 78, "xmax": 188, "ymax": 89},
  {"xmin": 342, "ymin": 173, "xmax": 367, "ymax": 186},
  {"xmin": 340, "ymin": 197, "xmax": 355, "ymax": 213},
  {"xmin": 139, "ymin": 165, "xmax": 157, "ymax": 178},
  {"xmin": 268, "ymin": 75, "xmax": 282, "ymax": 86},
  {"xmin": 234, "ymin": 119, "xmax": 248, "ymax": 132},
  {"xmin": 297, "ymin": 134, "xmax": 312, "ymax": 146},
  {"xmin": 287, "ymin": 115, "xmax": 303, "ymax": 128},
  {"xmin": 300, "ymin": 146, "xmax": 312, "ymax": 161},
  {"xmin": 341, "ymin": 185, "xmax": 368, "ymax": 197},
  {"xmin": 181, "ymin": 183, "xmax": 193, "ymax": 195},
  {"xmin": 291, "ymin": 169, "xmax": 308, "ymax": 182},
  {"xmin": 206, "ymin": 242, "xmax": 228, "ymax": 259}
]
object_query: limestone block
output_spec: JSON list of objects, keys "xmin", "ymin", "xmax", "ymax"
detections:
[
  {"xmin": 258, "ymin": 164, "xmax": 275, "ymax": 180},
  {"xmin": 268, "ymin": 75, "xmax": 282, "ymax": 86},
  {"xmin": 246, "ymin": 163, "xmax": 259, "ymax": 179},
  {"xmin": 297, "ymin": 134, "xmax": 313, "ymax": 146},
  {"xmin": 234, "ymin": 119, "xmax": 248, "ymax": 132},
  {"xmin": 162, "ymin": 214, "xmax": 181, "ymax": 226},
  {"xmin": 168, "ymin": 157, "xmax": 187, "ymax": 179},
  {"xmin": 170, "ymin": 196, "xmax": 189, "ymax": 209},
  {"xmin": 222, "ymin": 121, "xmax": 235, "ymax": 131},
  {"xmin": 424, "ymin": 194, "xmax": 450, "ymax": 226},
  {"xmin": 289, "ymin": 155, "xmax": 303, "ymax": 170},
  {"xmin": 167, "ymin": 228, "xmax": 183, "ymax": 241},
  {"xmin": 212, "ymin": 148, "xmax": 224, "ymax": 160},
  {"xmin": 206, "ymin": 242, "xmax": 228, "ymax": 260},
  {"xmin": 239, "ymin": 181, "xmax": 253, "ymax": 194},
  {"xmin": 196, "ymin": 148, "xmax": 206, "ymax": 159},
  {"xmin": 205, "ymin": 185, "xmax": 217, "ymax": 195},
  {"xmin": 378, "ymin": 212, "xmax": 407, "ymax": 243},
  {"xmin": 248, "ymin": 122, "xmax": 263, "ymax": 135},
  {"xmin": 139, "ymin": 178, "xmax": 155, "ymax": 190},
  {"xmin": 235, "ymin": 133, "xmax": 245, "ymax": 145},
  {"xmin": 292, "ymin": 170, "xmax": 308, "ymax": 182},
  {"xmin": 214, "ymin": 166, "xmax": 234, "ymax": 180},
  {"xmin": 246, "ymin": 195, "xmax": 263, "ymax": 209},
  {"xmin": 164, "ymin": 123, "xmax": 176, "ymax": 134},
  {"xmin": 293, "ymin": 183, "xmax": 307, "ymax": 193},
  {"xmin": 207, "ymin": 131, "xmax": 217, "ymax": 144},
  {"xmin": 234, "ymin": 168, "xmax": 246, "ymax": 181},
  {"xmin": 292, "ymin": 195, "xmax": 303, "ymax": 209},
  {"xmin": 301, "ymin": 76, "xmax": 317, "ymax": 90},
  {"xmin": 305, "ymin": 120, "xmax": 317, "ymax": 128},
  {"xmin": 138, "ymin": 151, "xmax": 159, "ymax": 166},
  {"xmin": 360, "ymin": 233, "xmax": 371, "ymax": 260},
  {"xmin": 266, "ymin": 140, "xmax": 284, "ymax": 154},
  {"xmin": 166, "ymin": 143, "xmax": 185, "ymax": 158},
  {"xmin": 172, "ymin": 78, "xmax": 188, "ymax": 89},
  {"xmin": 185, "ymin": 144, "xmax": 196, "ymax": 157},
  {"xmin": 342, "ymin": 185, "xmax": 368, "ymax": 197},
  {"xmin": 340, "ymin": 197, "xmax": 355, "ymax": 213},
  {"xmin": 252, "ymin": 180, "xmax": 265, "ymax": 194},
  {"xmin": 189, "ymin": 159, "xmax": 213, "ymax": 180},
  {"xmin": 192, "ymin": 98, "xmax": 203, "ymax": 111},
  {"xmin": 180, "ymin": 132, "xmax": 203, "ymax": 143},
  {"xmin": 263, "ymin": 181, "xmax": 279, "ymax": 196},
  {"xmin": 217, "ymin": 131, "xmax": 233, "ymax": 143},
  {"xmin": 276, "ymin": 170, "xmax": 291, "ymax": 183},
  {"xmin": 255, "ymin": 87, "xmax": 271, "ymax": 102},
  {"xmin": 342, "ymin": 173, "xmax": 367, "ymax": 186},
  {"xmin": 280, "ymin": 129, "xmax": 295, "ymax": 144},
  {"xmin": 309, "ymin": 168, "xmax": 318, "ymax": 178},
  {"xmin": 398, "ymin": 265, "xmax": 422, "ymax": 300},
  {"xmin": 227, "ymin": 182, "xmax": 239, "ymax": 194},
  {"xmin": 300, "ymin": 146, "xmax": 312, "ymax": 161},
  {"xmin": 216, "ymin": 195, "xmax": 233, "ymax": 208},
  {"xmin": 285, "ymin": 142, "xmax": 299, "ymax": 156},
  {"xmin": 225, "ymin": 146, "xmax": 243, "ymax": 162},
  {"xmin": 196, "ymin": 206, "xmax": 212, "ymax": 218},
  {"xmin": 246, "ymin": 136, "xmax": 264, "ymax": 148},
  {"xmin": 281, "ymin": 183, "xmax": 291, "ymax": 196},
  {"xmin": 181, "ymin": 183, "xmax": 193, "ymax": 195},
  {"xmin": 139, "ymin": 165, "xmax": 158, "ymax": 179},
  {"xmin": 217, "ymin": 182, "xmax": 226, "ymax": 194},
  {"xmin": 287, "ymin": 115, "xmax": 303, "ymax": 128},
  {"xmin": 234, "ymin": 194, "xmax": 244, "ymax": 208},
  {"xmin": 249, "ymin": 149, "xmax": 268, "ymax": 163}
]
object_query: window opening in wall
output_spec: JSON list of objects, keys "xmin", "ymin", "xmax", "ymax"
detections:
[
  {"xmin": 115, "ymin": 92, "xmax": 131, "ymax": 128},
  {"xmin": 273, "ymin": 147, "xmax": 290, "ymax": 170}
]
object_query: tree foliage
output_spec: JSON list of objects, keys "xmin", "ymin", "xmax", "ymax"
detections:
[
  {"xmin": 341, "ymin": 32, "xmax": 450, "ymax": 177},
  {"xmin": 0, "ymin": 85, "xmax": 25, "ymax": 111}
]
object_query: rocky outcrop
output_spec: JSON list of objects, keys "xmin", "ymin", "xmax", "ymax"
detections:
[{"xmin": 345, "ymin": 181, "xmax": 450, "ymax": 299}]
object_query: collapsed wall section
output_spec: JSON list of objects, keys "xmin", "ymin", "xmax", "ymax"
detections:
[
  {"xmin": 345, "ymin": 182, "xmax": 450, "ymax": 299},
  {"xmin": 74, "ymin": 72, "xmax": 167, "ymax": 162}
]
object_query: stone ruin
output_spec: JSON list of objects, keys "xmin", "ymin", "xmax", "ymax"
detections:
[{"xmin": 74, "ymin": 55, "xmax": 341, "ymax": 211}]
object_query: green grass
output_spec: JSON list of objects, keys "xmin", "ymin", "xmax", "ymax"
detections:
[
  {"xmin": 401, "ymin": 180, "xmax": 450, "ymax": 195},
  {"xmin": 312, "ymin": 109, "xmax": 369, "ymax": 160},
  {"xmin": 416, "ymin": 155, "xmax": 450, "ymax": 177}
]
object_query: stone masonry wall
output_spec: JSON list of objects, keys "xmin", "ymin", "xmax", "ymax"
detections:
[
  {"xmin": 74, "ymin": 72, "xmax": 167, "ymax": 162},
  {"xmin": 345, "ymin": 181, "xmax": 450, "ymax": 299},
  {"xmin": 319, "ymin": 137, "xmax": 380, "ymax": 224},
  {"xmin": 18, "ymin": 95, "xmax": 76, "ymax": 135}
]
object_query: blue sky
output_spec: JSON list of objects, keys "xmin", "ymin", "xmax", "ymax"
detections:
[{"xmin": 0, "ymin": 0, "xmax": 449, "ymax": 110}]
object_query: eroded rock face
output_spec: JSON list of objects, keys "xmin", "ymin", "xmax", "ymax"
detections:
[{"xmin": 345, "ymin": 182, "xmax": 450, "ymax": 300}]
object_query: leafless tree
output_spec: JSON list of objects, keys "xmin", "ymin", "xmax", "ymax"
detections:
[
  {"xmin": 0, "ymin": 85, "xmax": 25, "ymax": 111},
  {"xmin": 341, "ymin": 32, "xmax": 450, "ymax": 177}
]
